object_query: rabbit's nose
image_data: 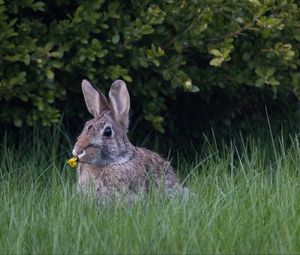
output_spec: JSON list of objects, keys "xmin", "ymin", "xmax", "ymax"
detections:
[{"xmin": 72, "ymin": 147, "xmax": 84, "ymax": 157}]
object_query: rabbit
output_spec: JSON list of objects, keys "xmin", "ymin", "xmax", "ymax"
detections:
[{"xmin": 72, "ymin": 79, "xmax": 187, "ymax": 202}]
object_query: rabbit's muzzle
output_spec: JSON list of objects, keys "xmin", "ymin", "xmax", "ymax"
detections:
[
  {"xmin": 72, "ymin": 133, "xmax": 102, "ymax": 164},
  {"xmin": 72, "ymin": 137, "xmax": 90, "ymax": 161},
  {"xmin": 72, "ymin": 146, "xmax": 86, "ymax": 160}
]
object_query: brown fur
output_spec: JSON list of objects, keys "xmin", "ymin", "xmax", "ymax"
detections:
[
  {"xmin": 72, "ymin": 80, "xmax": 184, "ymax": 201},
  {"xmin": 77, "ymin": 147, "xmax": 180, "ymax": 201}
]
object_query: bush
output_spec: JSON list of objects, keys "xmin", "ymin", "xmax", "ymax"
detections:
[{"xmin": 0, "ymin": 0, "xmax": 299, "ymax": 132}]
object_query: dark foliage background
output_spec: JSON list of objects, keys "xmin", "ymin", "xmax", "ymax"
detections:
[{"xmin": 1, "ymin": 0, "xmax": 300, "ymax": 144}]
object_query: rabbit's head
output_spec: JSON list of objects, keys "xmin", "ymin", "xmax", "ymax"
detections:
[{"xmin": 72, "ymin": 80, "xmax": 134, "ymax": 166}]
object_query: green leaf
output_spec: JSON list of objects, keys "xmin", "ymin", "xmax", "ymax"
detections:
[
  {"xmin": 242, "ymin": 53, "xmax": 251, "ymax": 61},
  {"xmin": 209, "ymin": 58, "xmax": 223, "ymax": 67},
  {"xmin": 268, "ymin": 78, "xmax": 280, "ymax": 86},
  {"xmin": 14, "ymin": 118, "xmax": 22, "ymax": 127},
  {"xmin": 209, "ymin": 49, "xmax": 223, "ymax": 57},
  {"xmin": 255, "ymin": 67, "xmax": 264, "ymax": 77},
  {"xmin": 37, "ymin": 100, "xmax": 44, "ymax": 111},
  {"xmin": 235, "ymin": 17, "xmax": 244, "ymax": 23},
  {"xmin": 46, "ymin": 69, "xmax": 54, "ymax": 80},
  {"xmin": 44, "ymin": 42, "xmax": 54, "ymax": 51},
  {"xmin": 266, "ymin": 67, "xmax": 275, "ymax": 77},
  {"xmin": 190, "ymin": 85, "xmax": 200, "ymax": 93},
  {"xmin": 255, "ymin": 78, "xmax": 265, "ymax": 87},
  {"xmin": 152, "ymin": 59, "xmax": 160, "ymax": 67},
  {"xmin": 112, "ymin": 34, "xmax": 120, "ymax": 44},
  {"xmin": 122, "ymin": 75, "xmax": 132, "ymax": 82},
  {"xmin": 19, "ymin": 94, "xmax": 28, "ymax": 102},
  {"xmin": 285, "ymin": 51, "xmax": 295, "ymax": 60},
  {"xmin": 50, "ymin": 51, "xmax": 63, "ymax": 58},
  {"xmin": 294, "ymin": 32, "xmax": 300, "ymax": 42},
  {"xmin": 32, "ymin": 1, "xmax": 45, "ymax": 11}
]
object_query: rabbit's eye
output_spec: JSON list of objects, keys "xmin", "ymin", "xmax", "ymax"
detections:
[
  {"xmin": 103, "ymin": 126, "xmax": 112, "ymax": 137},
  {"xmin": 87, "ymin": 124, "xmax": 93, "ymax": 131}
]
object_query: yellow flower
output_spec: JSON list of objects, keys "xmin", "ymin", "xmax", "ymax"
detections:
[{"xmin": 67, "ymin": 157, "xmax": 78, "ymax": 168}]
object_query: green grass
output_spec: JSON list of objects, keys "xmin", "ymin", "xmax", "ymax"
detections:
[{"xmin": 1, "ymin": 127, "xmax": 300, "ymax": 253}]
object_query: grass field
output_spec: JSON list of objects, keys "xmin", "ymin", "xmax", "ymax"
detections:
[{"xmin": 1, "ymin": 127, "xmax": 300, "ymax": 253}]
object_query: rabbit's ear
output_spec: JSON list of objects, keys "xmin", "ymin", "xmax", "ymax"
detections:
[
  {"xmin": 81, "ymin": 79, "xmax": 108, "ymax": 117},
  {"xmin": 109, "ymin": 80, "xmax": 130, "ymax": 129}
]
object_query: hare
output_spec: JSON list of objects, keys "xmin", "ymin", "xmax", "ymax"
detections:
[{"xmin": 72, "ymin": 79, "xmax": 186, "ymax": 202}]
